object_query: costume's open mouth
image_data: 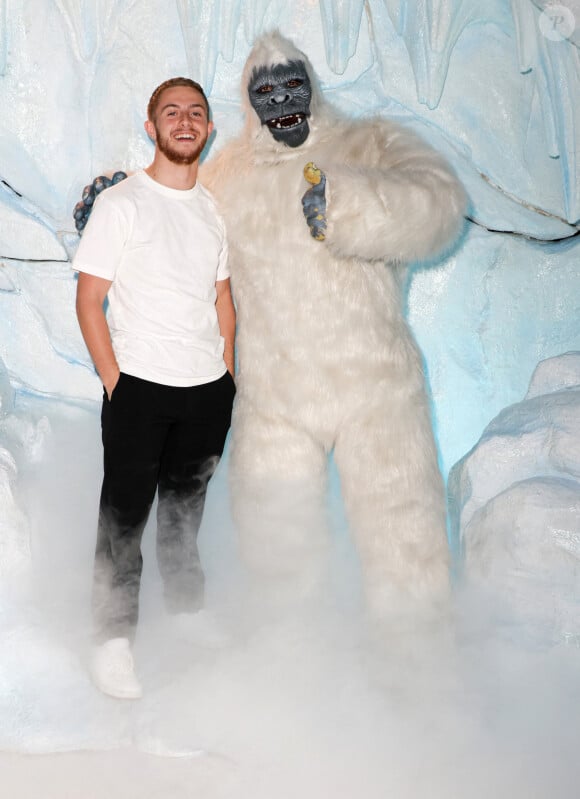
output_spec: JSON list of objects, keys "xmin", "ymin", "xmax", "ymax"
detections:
[{"xmin": 266, "ymin": 113, "xmax": 306, "ymax": 130}]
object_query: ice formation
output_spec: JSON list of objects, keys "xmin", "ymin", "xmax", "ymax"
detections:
[{"xmin": 449, "ymin": 352, "xmax": 580, "ymax": 645}]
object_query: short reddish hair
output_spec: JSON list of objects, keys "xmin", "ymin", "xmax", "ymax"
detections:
[{"xmin": 147, "ymin": 77, "xmax": 210, "ymax": 121}]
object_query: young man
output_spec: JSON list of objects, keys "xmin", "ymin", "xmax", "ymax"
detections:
[{"xmin": 74, "ymin": 78, "xmax": 236, "ymax": 700}]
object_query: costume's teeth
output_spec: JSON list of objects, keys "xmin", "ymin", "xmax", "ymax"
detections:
[{"xmin": 268, "ymin": 112, "xmax": 307, "ymax": 129}]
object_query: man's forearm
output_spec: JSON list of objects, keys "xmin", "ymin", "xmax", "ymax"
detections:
[
  {"xmin": 223, "ymin": 338, "xmax": 235, "ymax": 377},
  {"xmin": 215, "ymin": 279, "xmax": 236, "ymax": 377},
  {"xmin": 76, "ymin": 274, "xmax": 119, "ymax": 397},
  {"xmin": 221, "ymin": 314, "xmax": 236, "ymax": 376}
]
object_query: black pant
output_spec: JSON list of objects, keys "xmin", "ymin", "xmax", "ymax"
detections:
[{"xmin": 93, "ymin": 371, "xmax": 235, "ymax": 642}]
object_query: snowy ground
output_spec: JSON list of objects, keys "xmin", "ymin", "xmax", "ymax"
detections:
[{"xmin": 2, "ymin": 398, "xmax": 580, "ymax": 798}]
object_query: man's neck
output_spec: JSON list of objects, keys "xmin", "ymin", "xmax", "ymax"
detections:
[{"xmin": 145, "ymin": 155, "xmax": 199, "ymax": 190}]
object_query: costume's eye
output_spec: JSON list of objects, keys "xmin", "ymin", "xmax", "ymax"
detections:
[
  {"xmin": 256, "ymin": 84, "xmax": 273, "ymax": 94},
  {"xmin": 287, "ymin": 79, "xmax": 303, "ymax": 88}
]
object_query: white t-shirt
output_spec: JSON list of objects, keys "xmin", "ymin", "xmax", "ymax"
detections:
[{"xmin": 73, "ymin": 170, "xmax": 230, "ymax": 387}]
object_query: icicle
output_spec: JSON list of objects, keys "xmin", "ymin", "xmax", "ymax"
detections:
[
  {"xmin": 318, "ymin": 0, "xmax": 366, "ymax": 74},
  {"xmin": 0, "ymin": 0, "xmax": 6, "ymax": 76},
  {"xmin": 534, "ymin": 58, "xmax": 561, "ymax": 158},
  {"xmin": 218, "ymin": 0, "xmax": 243, "ymax": 62},
  {"xmin": 177, "ymin": 0, "xmax": 243, "ymax": 92},
  {"xmin": 509, "ymin": 1, "xmax": 579, "ymax": 221},
  {"xmin": 242, "ymin": 0, "xmax": 279, "ymax": 44},
  {"xmin": 420, "ymin": 0, "xmax": 479, "ymax": 108},
  {"xmin": 53, "ymin": 0, "xmax": 101, "ymax": 61},
  {"xmin": 403, "ymin": 1, "xmax": 434, "ymax": 105},
  {"xmin": 538, "ymin": 36, "xmax": 580, "ymax": 222},
  {"xmin": 509, "ymin": 0, "xmax": 538, "ymax": 73},
  {"xmin": 377, "ymin": 0, "xmax": 480, "ymax": 109},
  {"xmin": 177, "ymin": 0, "xmax": 215, "ymax": 90},
  {"xmin": 382, "ymin": 0, "xmax": 406, "ymax": 35}
]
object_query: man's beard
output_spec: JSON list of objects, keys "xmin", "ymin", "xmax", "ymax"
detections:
[{"xmin": 156, "ymin": 131, "xmax": 207, "ymax": 165}]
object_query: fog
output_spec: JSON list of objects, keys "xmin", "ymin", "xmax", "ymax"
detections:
[{"xmin": 1, "ymin": 397, "xmax": 578, "ymax": 797}]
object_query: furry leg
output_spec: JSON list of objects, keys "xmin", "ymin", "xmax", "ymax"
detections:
[
  {"xmin": 229, "ymin": 412, "xmax": 331, "ymax": 613},
  {"xmin": 334, "ymin": 387, "xmax": 450, "ymax": 618}
]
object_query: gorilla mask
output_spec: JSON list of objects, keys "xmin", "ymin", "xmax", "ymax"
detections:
[{"xmin": 248, "ymin": 60, "xmax": 312, "ymax": 148}]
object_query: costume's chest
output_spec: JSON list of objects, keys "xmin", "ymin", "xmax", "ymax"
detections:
[{"xmin": 221, "ymin": 160, "xmax": 312, "ymax": 251}]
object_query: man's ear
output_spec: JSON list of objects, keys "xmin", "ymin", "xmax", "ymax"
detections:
[
  {"xmin": 144, "ymin": 119, "xmax": 156, "ymax": 142},
  {"xmin": 208, "ymin": 120, "xmax": 214, "ymax": 137}
]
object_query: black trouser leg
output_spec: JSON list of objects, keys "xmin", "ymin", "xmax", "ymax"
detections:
[
  {"xmin": 156, "ymin": 371, "xmax": 236, "ymax": 613},
  {"xmin": 93, "ymin": 374, "xmax": 168, "ymax": 642}
]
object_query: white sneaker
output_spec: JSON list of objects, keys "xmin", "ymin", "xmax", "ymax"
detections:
[{"xmin": 90, "ymin": 637, "xmax": 143, "ymax": 699}]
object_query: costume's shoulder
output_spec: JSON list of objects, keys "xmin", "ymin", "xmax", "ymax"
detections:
[
  {"xmin": 340, "ymin": 113, "xmax": 458, "ymax": 174},
  {"xmin": 199, "ymin": 135, "xmax": 253, "ymax": 190},
  {"xmin": 342, "ymin": 113, "xmax": 417, "ymax": 145}
]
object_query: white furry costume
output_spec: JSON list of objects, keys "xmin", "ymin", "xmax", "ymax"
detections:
[{"xmin": 201, "ymin": 32, "xmax": 467, "ymax": 612}]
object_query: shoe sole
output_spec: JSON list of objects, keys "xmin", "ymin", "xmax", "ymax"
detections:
[{"xmin": 90, "ymin": 672, "xmax": 143, "ymax": 700}]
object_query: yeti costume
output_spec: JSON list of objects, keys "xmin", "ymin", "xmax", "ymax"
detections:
[
  {"xmin": 201, "ymin": 32, "xmax": 467, "ymax": 613},
  {"xmin": 197, "ymin": 33, "xmax": 468, "ymax": 615}
]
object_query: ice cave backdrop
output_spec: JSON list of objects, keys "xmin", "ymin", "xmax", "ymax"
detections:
[{"xmin": 0, "ymin": 0, "xmax": 579, "ymax": 778}]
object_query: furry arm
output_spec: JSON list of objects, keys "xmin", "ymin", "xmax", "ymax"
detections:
[{"xmin": 322, "ymin": 119, "xmax": 467, "ymax": 264}]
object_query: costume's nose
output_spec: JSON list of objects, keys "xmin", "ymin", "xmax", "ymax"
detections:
[{"xmin": 269, "ymin": 90, "xmax": 290, "ymax": 105}]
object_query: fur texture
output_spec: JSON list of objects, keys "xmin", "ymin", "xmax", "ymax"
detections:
[{"xmin": 201, "ymin": 32, "xmax": 467, "ymax": 613}]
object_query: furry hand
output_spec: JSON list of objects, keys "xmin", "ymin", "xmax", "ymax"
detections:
[
  {"xmin": 301, "ymin": 162, "xmax": 327, "ymax": 241},
  {"xmin": 73, "ymin": 171, "xmax": 127, "ymax": 234}
]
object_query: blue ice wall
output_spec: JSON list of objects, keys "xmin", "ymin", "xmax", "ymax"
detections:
[{"xmin": 0, "ymin": 0, "xmax": 578, "ymax": 476}]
